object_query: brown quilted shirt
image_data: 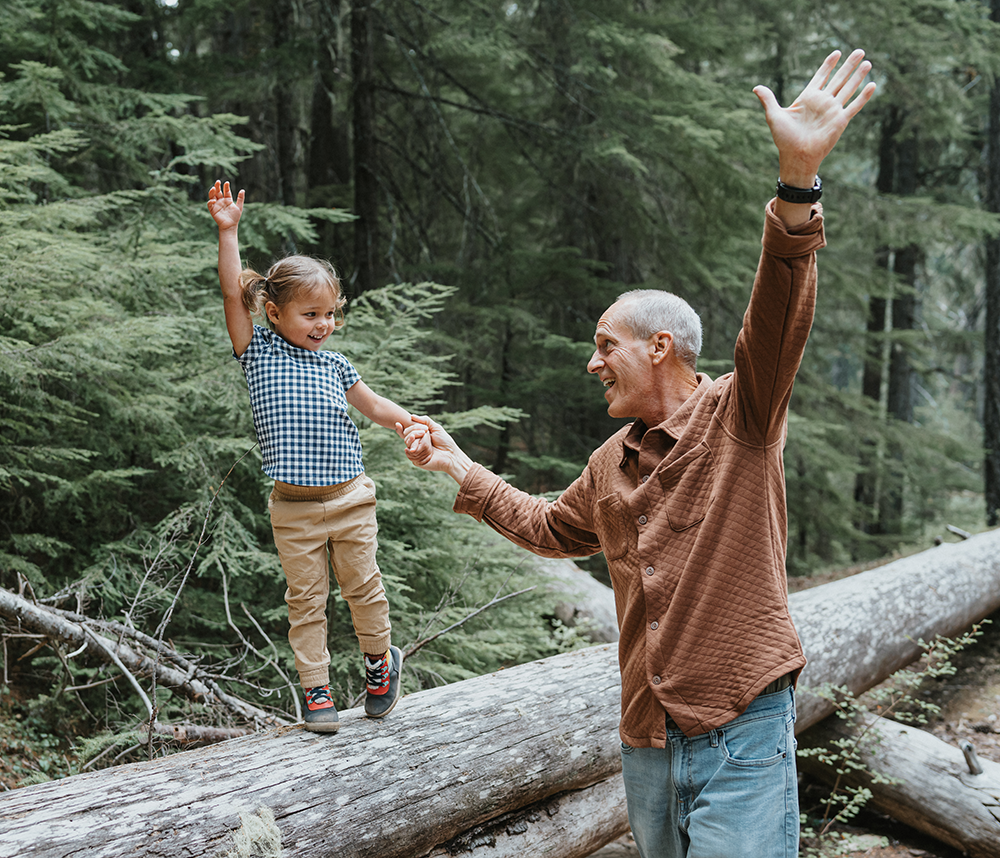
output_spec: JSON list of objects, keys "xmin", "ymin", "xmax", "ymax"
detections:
[{"xmin": 454, "ymin": 201, "xmax": 823, "ymax": 746}]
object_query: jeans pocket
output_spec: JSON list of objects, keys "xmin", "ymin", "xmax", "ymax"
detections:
[
  {"xmin": 721, "ymin": 712, "xmax": 792, "ymax": 768},
  {"xmin": 620, "ymin": 741, "xmax": 635, "ymax": 756}
]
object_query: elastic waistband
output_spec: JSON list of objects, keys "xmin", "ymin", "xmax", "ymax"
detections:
[{"xmin": 271, "ymin": 475, "xmax": 364, "ymax": 503}]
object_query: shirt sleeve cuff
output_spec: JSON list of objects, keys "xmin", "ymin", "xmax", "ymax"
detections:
[
  {"xmin": 762, "ymin": 199, "xmax": 827, "ymax": 258},
  {"xmin": 453, "ymin": 463, "xmax": 503, "ymax": 521}
]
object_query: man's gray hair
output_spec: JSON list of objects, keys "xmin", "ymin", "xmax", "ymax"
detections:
[{"xmin": 615, "ymin": 289, "xmax": 702, "ymax": 371}]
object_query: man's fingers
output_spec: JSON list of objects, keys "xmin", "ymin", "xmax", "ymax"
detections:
[
  {"xmin": 824, "ymin": 49, "xmax": 865, "ymax": 96},
  {"xmin": 838, "ymin": 63, "xmax": 874, "ymax": 106},
  {"xmin": 806, "ymin": 50, "xmax": 842, "ymax": 92},
  {"xmin": 845, "ymin": 81, "xmax": 877, "ymax": 119}
]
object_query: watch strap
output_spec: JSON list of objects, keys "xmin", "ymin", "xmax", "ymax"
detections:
[{"xmin": 775, "ymin": 176, "xmax": 822, "ymax": 204}]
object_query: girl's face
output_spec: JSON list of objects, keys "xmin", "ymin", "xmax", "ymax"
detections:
[{"xmin": 265, "ymin": 286, "xmax": 340, "ymax": 351}]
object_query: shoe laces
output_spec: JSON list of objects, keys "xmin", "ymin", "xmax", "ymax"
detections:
[
  {"xmin": 365, "ymin": 651, "xmax": 391, "ymax": 693},
  {"xmin": 305, "ymin": 685, "xmax": 334, "ymax": 709}
]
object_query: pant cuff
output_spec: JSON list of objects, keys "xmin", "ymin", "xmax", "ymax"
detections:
[
  {"xmin": 360, "ymin": 634, "xmax": 392, "ymax": 656},
  {"xmin": 299, "ymin": 669, "xmax": 331, "ymax": 689}
]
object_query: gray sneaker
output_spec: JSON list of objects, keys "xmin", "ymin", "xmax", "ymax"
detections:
[
  {"xmin": 364, "ymin": 645, "xmax": 402, "ymax": 718},
  {"xmin": 303, "ymin": 685, "xmax": 340, "ymax": 733}
]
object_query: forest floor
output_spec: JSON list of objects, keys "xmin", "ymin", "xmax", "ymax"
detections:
[{"xmin": 596, "ymin": 564, "xmax": 1000, "ymax": 858}]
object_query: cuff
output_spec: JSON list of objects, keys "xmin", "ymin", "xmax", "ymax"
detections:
[
  {"xmin": 453, "ymin": 463, "xmax": 503, "ymax": 521},
  {"xmin": 762, "ymin": 199, "xmax": 827, "ymax": 257}
]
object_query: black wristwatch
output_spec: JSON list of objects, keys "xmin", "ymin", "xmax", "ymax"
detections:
[{"xmin": 775, "ymin": 176, "xmax": 822, "ymax": 204}]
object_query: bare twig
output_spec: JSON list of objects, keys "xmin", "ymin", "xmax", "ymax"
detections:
[
  {"xmin": 404, "ymin": 587, "xmax": 536, "ymax": 661},
  {"xmin": 81, "ymin": 626, "xmax": 154, "ymax": 720},
  {"xmin": 347, "ymin": 585, "xmax": 536, "ymax": 711},
  {"xmin": 0, "ymin": 588, "xmax": 292, "ymax": 728},
  {"xmin": 153, "ymin": 445, "xmax": 257, "ymax": 644},
  {"xmin": 219, "ymin": 568, "xmax": 302, "ymax": 722}
]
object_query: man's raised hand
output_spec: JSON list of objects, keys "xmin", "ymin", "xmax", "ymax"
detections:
[{"xmin": 753, "ymin": 49, "xmax": 876, "ymax": 192}]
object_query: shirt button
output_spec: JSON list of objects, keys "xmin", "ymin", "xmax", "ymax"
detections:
[
  {"xmin": 650, "ymin": 621, "xmax": 658, "ymax": 630},
  {"xmin": 652, "ymin": 675, "xmax": 661, "ymax": 685},
  {"xmin": 641, "ymin": 475, "xmax": 649, "ymax": 483},
  {"xmin": 645, "ymin": 566, "xmax": 654, "ymax": 576},
  {"xmin": 638, "ymin": 515, "xmax": 648, "ymax": 525}
]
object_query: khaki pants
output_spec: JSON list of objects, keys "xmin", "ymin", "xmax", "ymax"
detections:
[{"xmin": 268, "ymin": 475, "xmax": 391, "ymax": 689}]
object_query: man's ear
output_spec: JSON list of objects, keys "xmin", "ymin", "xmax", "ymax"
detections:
[{"xmin": 650, "ymin": 330, "xmax": 673, "ymax": 364}]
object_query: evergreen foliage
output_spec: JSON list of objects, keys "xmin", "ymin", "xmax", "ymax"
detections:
[{"xmin": 3, "ymin": 0, "xmax": 1000, "ymax": 787}]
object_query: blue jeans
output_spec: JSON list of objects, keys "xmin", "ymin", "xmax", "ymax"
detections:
[{"xmin": 620, "ymin": 687, "xmax": 798, "ymax": 858}]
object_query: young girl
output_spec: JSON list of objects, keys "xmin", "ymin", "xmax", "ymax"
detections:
[{"xmin": 208, "ymin": 179, "xmax": 418, "ymax": 733}]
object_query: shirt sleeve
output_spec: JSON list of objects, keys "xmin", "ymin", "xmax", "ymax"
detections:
[
  {"xmin": 454, "ymin": 463, "xmax": 603, "ymax": 559},
  {"xmin": 329, "ymin": 351, "xmax": 361, "ymax": 391},
  {"xmin": 235, "ymin": 324, "xmax": 268, "ymax": 369},
  {"xmin": 727, "ymin": 200, "xmax": 826, "ymax": 444}
]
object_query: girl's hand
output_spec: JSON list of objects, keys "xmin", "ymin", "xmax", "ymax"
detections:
[
  {"xmin": 398, "ymin": 422, "xmax": 432, "ymax": 466},
  {"xmin": 208, "ymin": 180, "xmax": 245, "ymax": 231},
  {"xmin": 399, "ymin": 416, "xmax": 474, "ymax": 484}
]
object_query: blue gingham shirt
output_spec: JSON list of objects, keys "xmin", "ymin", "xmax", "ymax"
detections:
[{"xmin": 236, "ymin": 325, "xmax": 365, "ymax": 486}]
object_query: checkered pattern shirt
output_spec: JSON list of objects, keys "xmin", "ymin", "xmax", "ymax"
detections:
[{"xmin": 236, "ymin": 325, "xmax": 364, "ymax": 486}]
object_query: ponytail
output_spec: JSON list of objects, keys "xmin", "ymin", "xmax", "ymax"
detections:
[{"xmin": 239, "ymin": 268, "xmax": 269, "ymax": 316}]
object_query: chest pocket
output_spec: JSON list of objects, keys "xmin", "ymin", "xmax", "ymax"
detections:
[
  {"xmin": 658, "ymin": 443, "xmax": 715, "ymax": 531},
  {"xmin": 597, "ymin": 493, "xmax": 631, "ymax": 561}
]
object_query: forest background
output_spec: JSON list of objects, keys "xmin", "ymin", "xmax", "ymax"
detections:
[{"xmin": 4, "ymin": 0, "xmax": 1000, "ymax": 784}]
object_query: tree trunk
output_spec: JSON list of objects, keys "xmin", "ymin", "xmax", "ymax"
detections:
[
  {"xmin": 4, "ymin": 529, "xmax": 1000, "ymax": 857},
  {"xmin": 855, "ymin": 102, "xmax": 922, "ymax": 542},
  {"xmin": 350, "ymin": 0, "xmax": 378, "ymax": 295},
  {"xmin": 798, "ymin": 713, "xmax": 1000, "ymax": 857},
  {"xmin": 984, "ymin": 0, "xmax": 1000, "ymax": 527},
  {"xmin": 271, "ymin": 0, "xmax": 298, "ymax": 209}
]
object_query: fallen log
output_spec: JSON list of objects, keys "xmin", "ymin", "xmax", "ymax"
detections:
[
  {"xmin": 535, "ymin": 529, "xmax": 1000, "ymax": 732},
  {"xmin": 789, "ymin": 530, "xmax": 1000, "ymax": 729},
  {"xmin": 3, "ymin": 529, "xmax": 1000, "ymax": 858},
  {"xmin": 0, "ymin": 645, "xmax": 625, "ymax": 858},
  {"xmin": 530, "ymin": 555, "xmax": 619, "ymax": 643},
  {"xmin": 797, "ymin": 712, "xmax": 1000, "ymax": 857}
]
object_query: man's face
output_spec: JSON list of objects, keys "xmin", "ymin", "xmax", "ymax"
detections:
[{"xmin": 587, "ymin": 302, "xmax": 657, "ymax": 421}]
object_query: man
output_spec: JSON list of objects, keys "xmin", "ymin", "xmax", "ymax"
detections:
[{"xmin": 403, "ymin": 50, "xmax": 875, "ymax": 858}]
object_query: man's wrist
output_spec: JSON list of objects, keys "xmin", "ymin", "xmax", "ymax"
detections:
[
  {"xmin": 776, "ymin": 176, "xmax": 822, "ymax": 205},
  {"xmin": 447, "ymin": 452, "xmax": 474, "ymax": 485}
]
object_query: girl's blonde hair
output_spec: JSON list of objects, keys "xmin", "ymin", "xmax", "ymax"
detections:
[{"xmin": 239, "ymin": 255, "xmax": 346, "ymax": 329}]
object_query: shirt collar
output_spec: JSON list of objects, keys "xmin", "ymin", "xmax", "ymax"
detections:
[{"xmin": 619, "ymin": 373, "xmax": 714, "ymax": 465}]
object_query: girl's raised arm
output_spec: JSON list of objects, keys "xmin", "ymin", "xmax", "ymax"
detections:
[{"xmin": 207, "ymin": 180, "xmax": 253, "ymax": 356}]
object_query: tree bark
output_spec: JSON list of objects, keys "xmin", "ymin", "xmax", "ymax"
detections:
[
  {"xmin": 984, "ymin": 0, "xmax": 1000, "ymax": 527},
  {"xmin": 798, "ymin": 713, "xmax": 1000, "ymax": 858},
  {"xmin": 3, "ymin": 529, "xmax": 1000, "ymax": 857},
  {"xmin": 350, "ymin": 0, "xmax": 378, "ymax": 295}
]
